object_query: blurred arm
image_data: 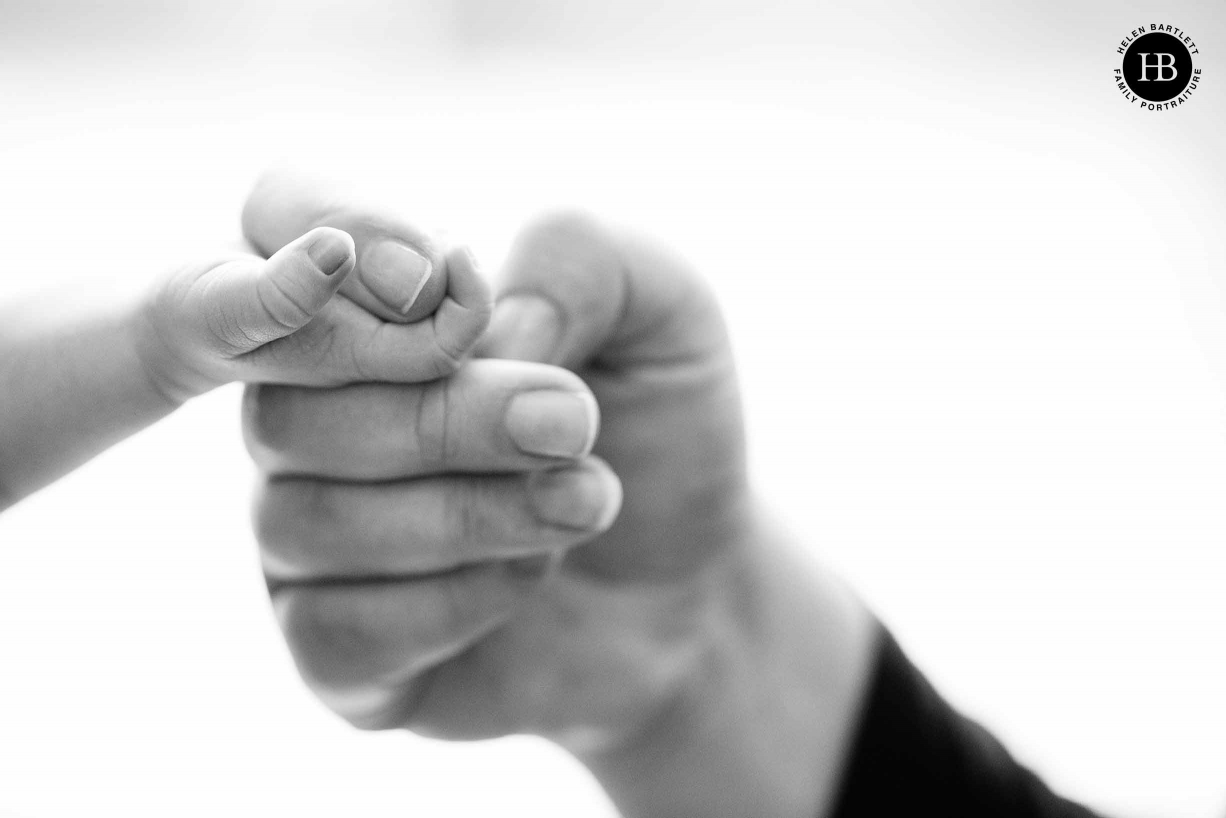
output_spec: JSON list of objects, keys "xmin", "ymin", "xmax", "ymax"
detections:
[
  {"xmin": 577, "ymin": 517, "xmax": 1108, "ymax": 818},
  {"xmin": 0, "ymin": 296, "xmax": 181, "ymax": 511},
  {"xmin": 0, "ymin": 228, "xmax": 348, "ymax": 511}
]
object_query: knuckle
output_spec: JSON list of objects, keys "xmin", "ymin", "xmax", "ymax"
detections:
[
  {"xmin": 256, "ymin": 273, "xmax": 313, "ymax": 333},
  {"xmin": 425, "ymin": 336, "xmax": 467, "ymax": 380},
  {"xmin": 442, "ymin": 481, "xmax": 486, "ymax": 552},
  {"xmin": 279, "ymin": 591, "xmax": 395, "ymax": 693},
  {"xmin": 412, "ymin": 379, "xmax": 453, "ymax": 471},
  {"xmin": 341, "ymin": 334, "xmax": 374, "ymax": 384},
  {"xmin": 342, "ymin": 323, "xmax": 384, "ymax": 382}
]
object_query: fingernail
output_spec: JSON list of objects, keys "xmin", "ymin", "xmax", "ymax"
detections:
[
  {"xmin": 306, "ymin": 230, "xmax": 355, "ymax": 276},
  {"xmin": 530, "ymin": 466, "xmax": 622, "ymax": 531},
  {"xmin": 485, "ymin": 295, "xmax": 563, "ymax": 362},
  {"xmin": 505, "ymin": 390, "xmax": 599, "ymax": 458},
  {"xmin": 361, "ymin": 239, "xmax": 434, "ymax": 314}
]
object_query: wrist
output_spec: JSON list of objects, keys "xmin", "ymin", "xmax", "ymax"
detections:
[
  {"xmin": 0, "ymin": 293, "xmax": 194, "ymax": 506},
  {"xmin": 575, "ymin": 511, "xmax": 879, "ymax": 818}
]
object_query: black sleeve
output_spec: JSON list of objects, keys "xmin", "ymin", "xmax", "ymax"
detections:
[{"xmin": 830, "ymin": 628, "xmax": 1105, "ymax": 818}]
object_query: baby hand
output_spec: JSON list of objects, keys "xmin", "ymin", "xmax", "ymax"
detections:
[{"xmin": 136, "ymin": 226, "xmax": 491, "ymax": 404}]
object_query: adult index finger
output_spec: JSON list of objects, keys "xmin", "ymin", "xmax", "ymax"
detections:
[{"xmin": 243, "ymin": 359, "xmax": 600, "ymax": 480}]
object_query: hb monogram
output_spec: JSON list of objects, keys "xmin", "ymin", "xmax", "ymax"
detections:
[{"xmin": 1137, "ymin": 53, "xmax": 1178, "ymax": 81}]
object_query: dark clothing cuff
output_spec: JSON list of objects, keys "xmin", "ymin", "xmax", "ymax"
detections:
[{"xmin": 830, "ymin": 628, "xmax": 1104, "ymax": 818}]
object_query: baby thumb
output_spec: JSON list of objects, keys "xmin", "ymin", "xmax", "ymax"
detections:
[{"xmin": 207, "ymin": 227, "xmax": 356, "ymax": 351}]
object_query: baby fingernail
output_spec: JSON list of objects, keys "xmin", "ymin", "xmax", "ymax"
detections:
[
  {"xmin": 530, "ymin": 466, "xmax": 622, "ymax": 531},
  {"xmin": 361, "ymin": 239, "xmax": 434, "ymax": 314},
  {"xmin": 505, "ymin": 390, "xmax": 599, "ymax": 458},
  {"xmin": 306, "ymin": 229, "xmax": 355, "ymax": 276}
]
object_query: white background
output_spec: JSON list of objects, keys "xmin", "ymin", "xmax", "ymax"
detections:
[{"xmin": 1, "ymin": 1, "xmax": 1225, "ymax": 816}]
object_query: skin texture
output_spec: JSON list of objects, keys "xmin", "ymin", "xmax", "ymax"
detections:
[
  {"xmin": 245, "ymin": 179, "xmax": 878, "ymax": 818},
  {"xmin": 242, "ymin": 173, "xmax": 452, "ymax": 324},
  {"xmin": 0, "ymin": 164, "xmax": 874, "ymax": 816},
  {"xmin": 0, "ymin": 219, "xmax": 488, "ymax": 512}
]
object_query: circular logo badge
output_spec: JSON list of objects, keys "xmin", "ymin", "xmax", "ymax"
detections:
[
  {"xmin": 1123, "ymin": 33, "xmax": 1192, "ymax": 100},
  {"xmin": 1114, "ymin": 25, "xmax": 1202, "ymax": 110}
]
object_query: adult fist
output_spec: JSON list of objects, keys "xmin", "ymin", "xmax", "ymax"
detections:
[
  {"xmin": 246, "ymin": 203, "xmax": 744, "ymax": 742},
  {"xmin": 245, "ymin": 180, "xmax": 873, "ymax": 817}
]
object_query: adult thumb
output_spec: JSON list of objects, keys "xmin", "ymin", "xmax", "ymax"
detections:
[{"xmin": 480, "ymin": 212, "xmax": 729, "ymax": 372}]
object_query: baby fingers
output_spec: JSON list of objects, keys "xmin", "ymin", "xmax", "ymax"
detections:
[{"xmin": 233, "ymin": 244, "xmax": 492, "ymax": 386}]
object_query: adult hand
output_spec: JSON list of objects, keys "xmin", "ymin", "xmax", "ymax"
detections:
[{"xmin": 243, "ymin": 173, "xmax": 877, "ymax": 818}]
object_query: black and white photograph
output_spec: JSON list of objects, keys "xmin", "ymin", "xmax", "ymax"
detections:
[{"xmin": 0, "ymin": 2, "xmax": 1223, "ymax": 816}]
